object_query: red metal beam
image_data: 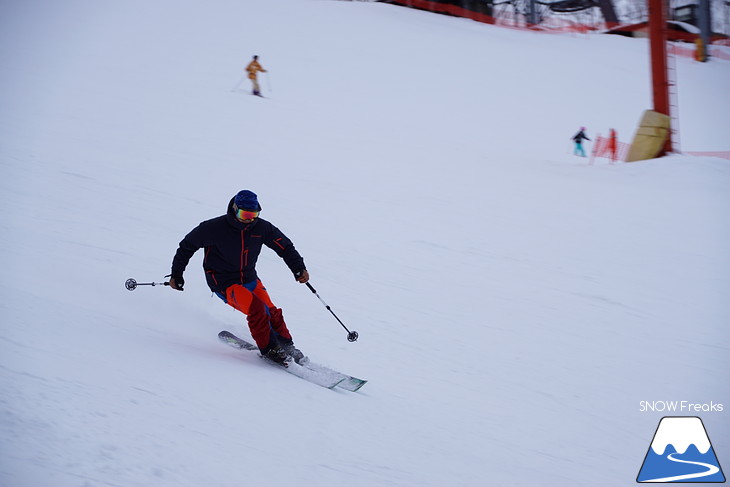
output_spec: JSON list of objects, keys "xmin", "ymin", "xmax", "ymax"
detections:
[{"xmin": 648, "ymin": 0, "xmax": 673, "ymax": 153}]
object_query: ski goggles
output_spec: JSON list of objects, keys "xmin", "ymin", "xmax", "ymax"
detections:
[{"xmin": 234, "ymin": 206, "xmax": 259, "ymax": 221}]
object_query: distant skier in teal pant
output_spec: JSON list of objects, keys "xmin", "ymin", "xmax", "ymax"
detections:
[{"xmin": 572, "ymin": 127, "xmax": 591, "ymax": 157}]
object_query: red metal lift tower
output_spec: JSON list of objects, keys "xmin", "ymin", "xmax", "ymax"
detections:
[{"xmin": 648, "ymin": 0, "xmax": 673, "ymax": 154}]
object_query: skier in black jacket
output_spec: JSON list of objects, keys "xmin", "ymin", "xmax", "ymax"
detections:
[
  {"xmin": 170, "ymin": 190, "xmax": 309, "ymax": 364},
  {"xmin": 572, "ymin": 127, "xmax": 591, "ymax": 157}
]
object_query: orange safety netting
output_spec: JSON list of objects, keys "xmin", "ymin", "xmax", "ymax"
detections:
[
  {"xmin": 685, "ymin": 151, "xmax": 730, "ymax": 160},
  {"xmin": 589, "ymin": 133, "xmax": 630, "ymax": 164},
  {"xmin": 590, "ymin": 137, "xmax": 730, "ymax": 163}
]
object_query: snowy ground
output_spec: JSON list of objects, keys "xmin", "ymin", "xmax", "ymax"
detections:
[{"xmin": 1, "ymin": 0, "xmax": 729, "ymax": 486}]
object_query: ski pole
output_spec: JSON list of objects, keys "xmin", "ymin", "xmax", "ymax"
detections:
[
  {"xmin": 265, "ymin": 72, "xmax": 272, "ymax": 93},
  {"xmin": 230, "ymin": 76, "xmax": 245, "ymax": 92},
  {"xmin": 306, "ymin": 282, "xmax": 358, "ymax": 342},
  {"xmin": 125, "ymin": 278, "xmax": 169, "ymax": 291}
]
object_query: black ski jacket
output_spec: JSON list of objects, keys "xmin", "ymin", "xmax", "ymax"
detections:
[
  {"xmin": 572, "ymin": 130, "xmax": 590, "ymax": 143},
  {"xmin": 171, "ymin": 198, "xmax": 306, "ymax": 292}
]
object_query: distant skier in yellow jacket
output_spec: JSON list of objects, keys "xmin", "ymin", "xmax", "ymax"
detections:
[{"xmin": 246, "ymin": 55, "xmax": 267, "ymax": 97}]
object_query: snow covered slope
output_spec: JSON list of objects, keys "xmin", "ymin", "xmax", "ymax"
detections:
[{"xmin": 1, "ymin": 0, "xmax": 728, "ymax": 486}]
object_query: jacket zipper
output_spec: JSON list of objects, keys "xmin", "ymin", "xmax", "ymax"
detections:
[
  {"xmin": 240, "ymin": 230, "xmax": 247, "ymax": 282},
  {"xmin": 241, "ymin": 230, "xmax": 248, "ymax": 284}
]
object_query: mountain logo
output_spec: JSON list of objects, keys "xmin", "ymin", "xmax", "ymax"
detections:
[{"xmin": 637, "ymin": 416, "xmax": 726, "ymax": 483}]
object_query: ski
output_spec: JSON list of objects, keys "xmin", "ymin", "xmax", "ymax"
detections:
[
  {"xmin": 218, "ymin": 330, "xmax": 343, "ymax": 389},
  {"xmin": 218, "ymin": 331, "xmax": 366, "ymax": 392},
  {"xmin": 302, "ymin": 361, "xmax": 367, "ymax": 392},
  {"xmin": 230, "ymin": 89, "xmax": 266, "ymax": 98}
]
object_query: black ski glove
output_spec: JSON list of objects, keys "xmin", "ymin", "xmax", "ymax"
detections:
[
  {"xmin": 167, "ymin": 274, "xmax": 184, "ymax": 291},
  {"xmin": 294, "ymin": 269, "xmax": 309, "ymax": 283}
]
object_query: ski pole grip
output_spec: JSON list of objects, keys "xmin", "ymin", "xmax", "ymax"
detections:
[{"xmin": 306, "ymin": 282, "xmax": 317, "ymax": 294}]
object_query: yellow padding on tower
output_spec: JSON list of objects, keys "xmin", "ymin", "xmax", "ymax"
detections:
[{"xmin": 626, "ymin": 110, "xmax": 670, "ymax": 162}]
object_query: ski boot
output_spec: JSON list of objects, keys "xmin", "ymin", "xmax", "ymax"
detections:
[
  {"xmin": 282, "ymin": 343, "xmax": 307, "ymax": 365},
  {"xmin": 263, "ymin": 346, "xmax": 290, "ymax": 366}
]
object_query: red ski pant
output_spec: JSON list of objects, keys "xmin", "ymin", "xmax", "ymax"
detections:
[{"xmin": 223, "ymin": 280, "xmax": 292, "ymax": 350}]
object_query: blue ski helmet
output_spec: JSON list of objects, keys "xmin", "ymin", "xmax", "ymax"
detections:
[{"xmin": 234, "ymin": 190, "xmax": 261, "ymax": 211}]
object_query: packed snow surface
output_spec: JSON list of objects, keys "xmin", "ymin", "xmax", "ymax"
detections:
[{"xmin": 1, "ymin": 0, "xmax": 728, "ymax": 486}]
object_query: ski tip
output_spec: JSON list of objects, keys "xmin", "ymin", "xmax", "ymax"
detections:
[
  {"xmin": 340, "ymin": 379, "xmax": 367, "ymax": 392},
  {"xmin": 329, "ymin": 378, "xmax": 347, "ymax": 390}
]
